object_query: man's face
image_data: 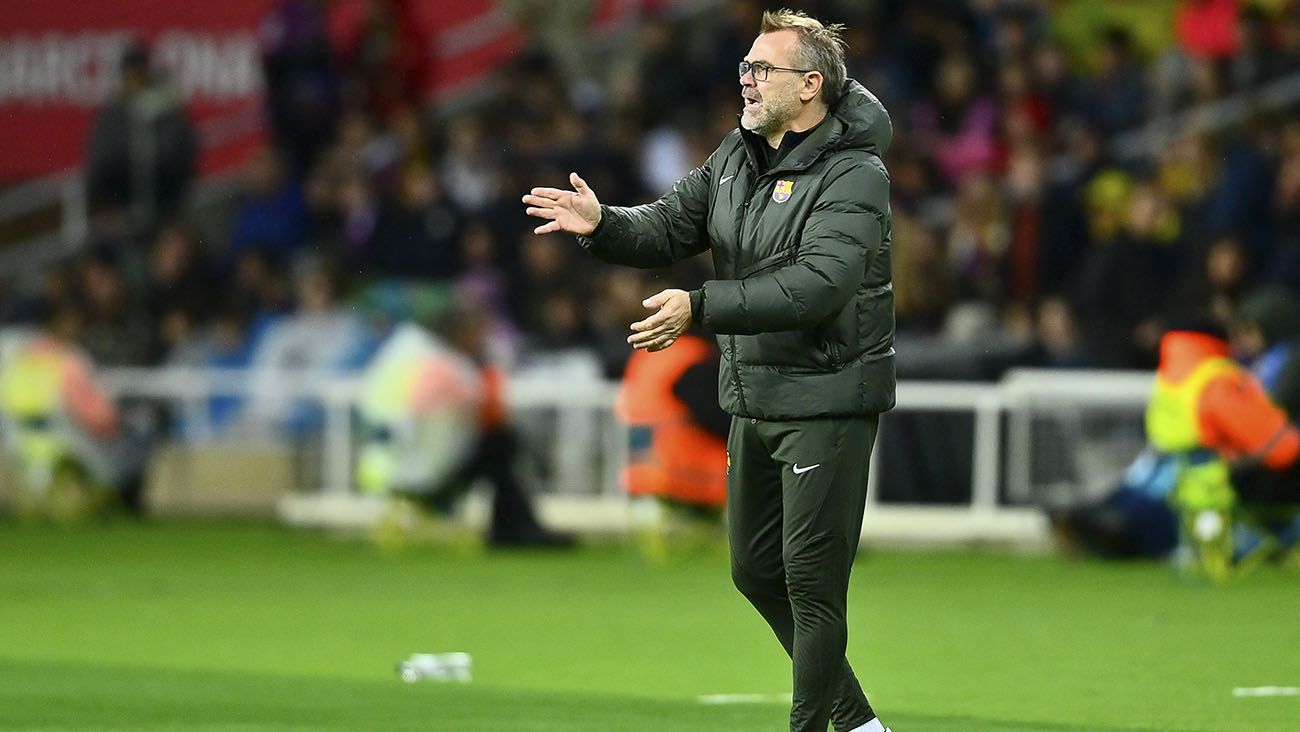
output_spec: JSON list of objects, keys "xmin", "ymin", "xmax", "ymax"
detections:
[{"xmin": 740, "ymin": 30, "xmax": 805, "ymax": 136}]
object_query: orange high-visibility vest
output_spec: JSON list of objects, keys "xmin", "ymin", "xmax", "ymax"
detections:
[{"xmin": 616, "ymin": 334, "xmax": 727, "ymax": 508}]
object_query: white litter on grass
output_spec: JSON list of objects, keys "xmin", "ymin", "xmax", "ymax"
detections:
[
  {"xmin": 1232, "ymin": 686, "xmax": 1300, "ymax": 698},
  {"xmin": 697, "ymin": 693, "xmax": 793, "ymax": 705}
]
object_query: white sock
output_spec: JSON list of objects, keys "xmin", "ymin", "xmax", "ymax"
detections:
[{"xmin": 848, "ymin": 719, "xmax": 886, "ymax": 732}]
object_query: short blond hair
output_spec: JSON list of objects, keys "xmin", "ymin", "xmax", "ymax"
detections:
[{"xmin": 760, "ymin": 8, "xmax": 848, "ymax": 107}]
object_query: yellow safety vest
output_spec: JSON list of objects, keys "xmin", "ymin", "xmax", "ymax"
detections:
[
  {"xmin": 0, "ymin": 346, "xmax": 70, "ymax": 488},
  {"xmin": 1144, "ymin": 357, "xmax": 1238, "ymax": 512}
]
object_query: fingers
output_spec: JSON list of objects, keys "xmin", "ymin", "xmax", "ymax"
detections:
[
  {"xmin": 635, "ymin": 332, "xmax": 679, "ymax": 351},
  {"xmin": 570, "ymin": 172, "xmax": 589, "ymax": 193},
  {"xmin": 630, "ymin": 330, "xmax": 673, "ymax": 349},
  {"xmin": 628, "ymin": 329, "xmax": 655, "ymax": 346},
  {"xmin": 628, "ymin": 320, "xmax": 682, "ymax": 345},
  {"xmin": 525, "ymin": 206, "xmax": 557, "ymax": 220},
  {"xmin": 522, "ymin": 194, "xmax": 563, "ymax": 207},
  {"xmin": 629, "ymin": 313, "xmax": 665, "ymax": 332},
  {"xmin": 533, "ymin": 221, "xmax": 560, "ymax": 235},
  {"xmin": 528, "ymin": 187, "xmax": 569, "ymax": 200},
  {"xmin": 641, "ymin": 290, "xmax": 668, "ymax": 309}
]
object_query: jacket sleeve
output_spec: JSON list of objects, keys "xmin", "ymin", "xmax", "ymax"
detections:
[
  {"xmin": 59, "ymin": 353, "xmax": 119, "ymax": 439},
  {"xmin": 576, "ymin": 152, "xmax": 714, "ymax": 268},
  {"xmin": 697, "ymin": 159, "xmax": 887, "ymax": 334},
  {"xmin": 1200, "ymin": 371, "xmax": 1300, "ymax": 469}
]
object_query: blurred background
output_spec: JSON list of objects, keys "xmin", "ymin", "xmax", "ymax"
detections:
[
  {"xmin": 3, "ymin": 0, "xmax": 1300, "ymax": 539},
  {"xmin": 4, "ymin": 2, "xmax": 1300, "ymax": 731}
]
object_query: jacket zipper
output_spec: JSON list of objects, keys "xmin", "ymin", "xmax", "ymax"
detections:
[{"xmin": 730, "ymin": 179, "xmax": 756, "ymax": 416}]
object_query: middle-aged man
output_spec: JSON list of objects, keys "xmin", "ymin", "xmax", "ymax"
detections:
[{"xmin": 523, "ymin": 9, "xmax": 894, "ymax": 732}]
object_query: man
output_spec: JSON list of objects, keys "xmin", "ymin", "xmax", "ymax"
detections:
[
  {"xmin": 0, "ymin": 306, "xmax": 150, "ymax": 518},
  {"xmin": 617, "ymin": 326, "xmax": 729, "ymax": 560},
  {"xmin": 86, "ymin": 42, "xmax": 196, "ymax": 233},
  {"xmin": 357, "ymin": 311, "xmax": 574, "ymax": 549},
  {"xmin": 1146, "ymin": 320, "xmax": 1300, "ymax": 580},
  {"xmin": 523, "ymin": 9, "xmax": 893, "ymax": 732}
]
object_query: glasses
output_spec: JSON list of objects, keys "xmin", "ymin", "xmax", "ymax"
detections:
[{"xmin": 738, "ymin": 60, "xmax": 813, "ymax": 82}]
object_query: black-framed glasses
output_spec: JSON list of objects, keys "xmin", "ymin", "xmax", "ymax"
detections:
[{"xmin": 738, "ymin": 60, "xmax": 813, "ymax": 82}]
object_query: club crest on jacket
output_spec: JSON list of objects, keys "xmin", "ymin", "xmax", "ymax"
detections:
[{"xmin": 771, "ymin": 180, "xmax": 794, "ymax": 203}]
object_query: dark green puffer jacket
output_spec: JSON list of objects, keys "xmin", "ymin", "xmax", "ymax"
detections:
[{"xmin": 580, "ymin": 79, "xmax": 894, "ymax": 419}]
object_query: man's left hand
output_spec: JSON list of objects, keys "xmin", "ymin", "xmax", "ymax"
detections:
[{"xmin": 629, "ymin": 289, "xmax": 692, "ymax": 351}]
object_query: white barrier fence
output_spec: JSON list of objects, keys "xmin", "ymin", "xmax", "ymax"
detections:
[{"xmin": 84, "ymin": 367, "xmax": 1157, "ymax": 548}]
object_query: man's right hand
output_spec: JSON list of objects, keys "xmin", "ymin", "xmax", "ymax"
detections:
[{"xmin": 522, "ymin": 172, "xmax": 601, "ymax": 236}]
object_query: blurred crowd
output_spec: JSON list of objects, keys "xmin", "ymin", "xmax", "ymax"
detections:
[{"xmin": 7, "ymin": 0, "xmax": 1300, "ymax": 402}]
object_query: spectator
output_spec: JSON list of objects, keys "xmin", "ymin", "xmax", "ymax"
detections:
[
  {"xmin": 240, "ymin": 255, "xmax": 370, "ymax": 435},
  {"xmin": 438, "ymin": 114, "xmax": 501, "ymax": 215},
  {"xmin": 1268, "ymin": 118, "xmax": 1300, "ymax": 286},
  {"xmin": 1081, "ymin": 27, "xmax": 1148, "ymax": 134},
  {"xmin": 259, "ymin": 0, "xmax": 340, "ymax": 174},
  {"xmin": 892, "ymin": 213, "xmax": 952, "ymax": 335},
  {"xmin": 334, "ymin": 170, "xmax": 381, "ymax": 264},
  {"xmin": 370, "ymin": 164, "xmax": 461, "ymax": 279},
  {"xmin": 1076, "ymin": 177, "xmax": 1183, "ymax": 367},
  {"xmin": 76, "ymin": 249, "xmax": 156, "ymax": 367},
  {"xmin": 228, "ymin": 149, "xmax": 308, "ymax": 265},
  {"xmin": 86, "ymin": 42, "xmax": 196, "ymax": 235},
  {"xmin": 335, "ymin": 0, "xmax": 429, "ymax": 117},
  {"xmin": 1029, "ymin": 40, "xmax": 1086, "ymax": 128},
  {"xmin": 146, "ymin": 223, "xmax": 217, "ymax": 360},
  {"xmin": 454, "ymin": 222, "xmax": 520, "ymax": 369},
  {"xmin": 912, "ymin": 52, "xmax": 1002, "ymax": 186},
  {"xmin": 946, "ymin": 173, "xmax": 1009, "ymax": 304},
  {"xmin": 229, "ymin": 246, "xmax": 294, "ymax": 325}
]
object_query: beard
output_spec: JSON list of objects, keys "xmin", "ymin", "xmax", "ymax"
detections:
[{"xmin": 741, "ymin": 86, "xmax": 798, "ymax": 136}]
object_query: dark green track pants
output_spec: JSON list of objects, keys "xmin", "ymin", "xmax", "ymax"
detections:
[{"xmin": 727, "ymin": 415, "xmax": 879, "ymax": 732}]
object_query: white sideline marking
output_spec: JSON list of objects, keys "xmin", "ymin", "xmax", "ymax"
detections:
[
  {"xmin": 697, "ymin": 693, "xmax": 793, "ymax": 705},
  {"xmin": 1232, "ymin": 686, "xmax": 1300, "ymax": 697}
]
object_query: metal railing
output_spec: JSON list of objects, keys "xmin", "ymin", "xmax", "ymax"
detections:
[
  {"xmin": 91, "ymin": 366, "xmax": 1154, "ymax": 511},
  {"xmin": 0, "ymin": 357, "xmax": 1166, "ymax": 544}
]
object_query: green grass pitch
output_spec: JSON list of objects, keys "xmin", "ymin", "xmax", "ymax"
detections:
[{"xmin": 0, "ymin": 520, "xmax": 1296, "ymax": 731}]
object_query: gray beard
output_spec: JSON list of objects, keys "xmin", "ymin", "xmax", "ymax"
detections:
[
  {"xmin": 743, "ymin": 106, "xmax": 783, "ymax": 135},
  {"xmin": 743, "ymin": 93, "xmax": 798, "ymax": 136}
]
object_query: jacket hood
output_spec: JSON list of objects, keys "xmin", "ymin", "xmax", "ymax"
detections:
[
  {"xmin": 737, "ymin": 77, "xmax": 892, "ymax": 172},
  {"xmin": 1157, "ymin": 330, "xmax": 1231, "ymax": 381},
  {"xmin": 831, "ymin": 79, "xmax": 892, "ymax": 156}
]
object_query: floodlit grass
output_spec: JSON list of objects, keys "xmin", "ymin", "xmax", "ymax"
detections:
[{"xmin": 0, "ymin": 520, "xmax": 1296, "ymax": 731}]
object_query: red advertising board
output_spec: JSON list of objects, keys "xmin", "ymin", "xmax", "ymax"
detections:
[
  {"xmin": 0, "ymin": 0, "xmax": 276, "ymax": 181},
  {"xmin": 0, "ymin": 0, "xmax": 694, "ymax": 182}
]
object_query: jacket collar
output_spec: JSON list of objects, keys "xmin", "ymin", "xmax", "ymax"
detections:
[{"xmin": 737, "ymin": 113, "xmax": 843, "ymax": 176}]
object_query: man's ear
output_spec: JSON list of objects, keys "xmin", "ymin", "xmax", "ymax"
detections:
[{"xmin": 800, "ymin": 71, "xmax": 823, "ymax": 103}]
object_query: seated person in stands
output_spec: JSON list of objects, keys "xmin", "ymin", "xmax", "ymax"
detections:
[
  {"xmin": 239, "ymin": 254, "xmax": 376, "ymax": 437},
  {"xmin": 0, "ymin": 305, "xmax": 150, "ymax": 518},
  {"xmin": 1145, "ymin": 318, "xmax": 1300, "ymax": 579},
  {"xmin": 356, "ymin": 308, "xmax": 572, "ymax": 549}
]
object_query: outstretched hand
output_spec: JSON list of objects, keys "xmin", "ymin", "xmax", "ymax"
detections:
[
  {"xmin": 522, "ymin": 172, "xmax": 602, "ymax": 236},
  {"xmin": 629, "ymin": 289, "xmax": 692, "ymax": 352}
]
